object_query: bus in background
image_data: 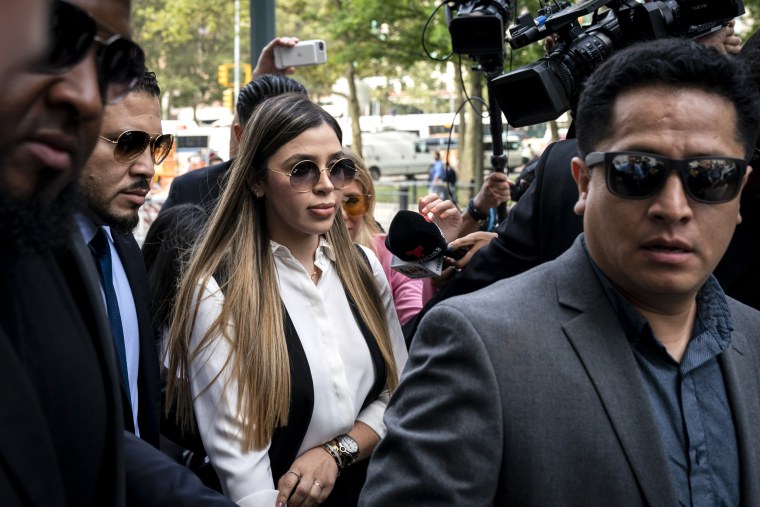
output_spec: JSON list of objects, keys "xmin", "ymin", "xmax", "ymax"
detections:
[{"xmin": 155, "ymin": 121, "xmax": 231, "ymax": 187}]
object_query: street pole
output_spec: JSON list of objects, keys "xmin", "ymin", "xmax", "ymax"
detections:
[
  {"xmin": 251, "ymin": 0, "xmax": 275, "ymax": 67},
  {"xmin": 234, "ymin": 0, "xmax": 240, "ymax": 107}
]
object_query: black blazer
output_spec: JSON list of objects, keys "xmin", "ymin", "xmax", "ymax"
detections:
[
  {"xmin": 0, "ymin": 230, "xmax": 235, "ymax": 506},
  {"xmin": 160, "ymin": 159, "xmax": 233, "ymax": 215},
  {"xmin": 112, "ymin": 230, "xmax": 161, "ymax": 448},
  {"xmin": 0, "ymin": 234, "xmax": 126, "ymax": 506}
]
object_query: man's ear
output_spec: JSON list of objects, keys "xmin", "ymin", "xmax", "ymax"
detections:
[
  {"xmin": 737, "ymin": 165, "xmax": 753, "ymax": 225},
  {"xmin": 571, "ymin": 157, "xmax": 590, "ymax": 216},
  {"xmin": 232, "ymin": 122, "xmax": 244, "ymax": 142}
]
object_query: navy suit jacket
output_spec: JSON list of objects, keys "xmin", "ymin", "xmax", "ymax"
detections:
[{"xmin": 112, "ymin": 229, "xmax": 161, "ymax": 447}]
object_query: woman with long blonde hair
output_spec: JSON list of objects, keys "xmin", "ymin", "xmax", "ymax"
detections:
[
  {"xmin": 165, "ymin": 93, "xmax": 407, "ymax": 507},
  {"xmin": 340, "ymin": 150, "xmax": 461, "ymax": 326}
]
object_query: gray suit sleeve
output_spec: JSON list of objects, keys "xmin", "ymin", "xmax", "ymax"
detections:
[
  {"xmin": 359, "ymin": 303, "xmax": 504, "ymax": 506},
  {"xmin": 124, "ymin": 431, "xmax": 236, "ymax": 506}
]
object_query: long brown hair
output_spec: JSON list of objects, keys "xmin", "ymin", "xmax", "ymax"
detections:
[
  {"xmin": 165, "ymin": 93, "xmax": 398, "ymax": 451},
  {"xmin": 343, "ymin": 149, "xmax": 382, "ymax": 253}
]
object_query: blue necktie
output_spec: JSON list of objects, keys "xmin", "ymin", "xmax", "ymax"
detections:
[{"xmin": 89, "ymin": 228, "xmax": 131, "ymax": 401}]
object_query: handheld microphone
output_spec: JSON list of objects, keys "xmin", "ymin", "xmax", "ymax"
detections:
[{"xmin": 385, "ymin": 210, "xmax": 448, "ymax": 278}]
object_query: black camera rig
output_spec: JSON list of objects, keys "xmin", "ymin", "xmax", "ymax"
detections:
[{"xmin": 489, "ymin": 0, "xmax": 744, "ymax": 127}]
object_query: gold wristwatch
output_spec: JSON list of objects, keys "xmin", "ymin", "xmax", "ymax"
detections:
[{"xmin": 322, "ymin": 434, "xmax": 360, "ymax": 474}]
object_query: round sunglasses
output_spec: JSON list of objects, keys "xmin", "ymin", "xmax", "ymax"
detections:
[
  {"xmin": 269, "ymin": 158, "xmax": 357, "ymax": 193},
  {"xmin": 585, "ymin": 151, "xmax": 748, "ymax": 204},
  {"xmin": 99, "ymin": 131, "xmax": 175, "ymax": 165},
  {"xmin": 342, "ymin": 194, "xmax": 372, "ymax": 216},
  {"xmin": 37, "ymin": 0, "xmax": 146, "ymax": 104}
]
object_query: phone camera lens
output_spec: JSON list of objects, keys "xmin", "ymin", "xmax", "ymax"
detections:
[{"xmin": 319, "ymin": 42, "xmax": 324, "ymax": 50}]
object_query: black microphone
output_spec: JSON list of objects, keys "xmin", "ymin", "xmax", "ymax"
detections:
[{"xmin": 385, "ymin": 210, "xmax": 448, "ymax": 278}]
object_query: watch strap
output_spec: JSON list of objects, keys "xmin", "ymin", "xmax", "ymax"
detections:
[{"xmin": 467, "ymin": 198, "xmax": 489, "ymax": 221}]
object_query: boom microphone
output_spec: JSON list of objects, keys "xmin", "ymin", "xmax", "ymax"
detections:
[{"xmin": 385, "ymin": 210, "xmax": 448, "ymax": 278}]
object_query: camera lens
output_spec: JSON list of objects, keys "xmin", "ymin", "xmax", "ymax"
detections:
[{"xmin": 318, "ymin": 42, "xmax": 324, "ymax": 50}]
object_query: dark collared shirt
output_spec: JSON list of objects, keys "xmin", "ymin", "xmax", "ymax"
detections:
[{"xmin": 584, "ymin": 239, "xmax": 739, "ymax": 507}]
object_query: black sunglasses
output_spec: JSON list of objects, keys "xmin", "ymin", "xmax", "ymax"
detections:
[
  {"xmin": 585, "ymin": 151, "xmax": 747, "ymax": 204},
  {"xmin": 38, "ymin": 0, "xmax": 146, "ymax": 104},
  {"xmin": 100, "ymin": 131, "xmax": 174, "ymax": 165},
  {"xmin": 269, "ymin": 158, "xmax": 357, "ymax": 193}
]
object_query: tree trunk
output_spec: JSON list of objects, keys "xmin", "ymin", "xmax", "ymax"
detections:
[
  {"xmin": 347, "ymin": 62, "xmax": 363, "ymax": 159},
  {"xmin": 549, "ymin": 120, "xmax": 559, "ymax": 142}
]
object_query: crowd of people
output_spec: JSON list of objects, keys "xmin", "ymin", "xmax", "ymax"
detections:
[{"xmin": 2, "ymin": 1, "xmax": 760, "ymax": 506}]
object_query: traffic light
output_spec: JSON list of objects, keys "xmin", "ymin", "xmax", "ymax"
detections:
[
  {"xmin": 222, "ymin": 88, "xmax": 233, "ymax": 110},
  {"xmin": 218, "ymin": 64, "xmax": 230, "ymax": 87},
  {"xmin": 244, "ymin": 63, "xmax": 252, "ymax": 84}
]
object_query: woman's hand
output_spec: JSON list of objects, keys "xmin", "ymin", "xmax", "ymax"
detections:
[
  {"xmin": 418, "ymin": 193, "xmax": 463, "ymax": 243},
  {"xmin": 275, "ymin": 446, "xmax": 338, "ymax": 507}
]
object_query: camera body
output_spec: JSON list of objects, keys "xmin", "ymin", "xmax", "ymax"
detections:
[
  {"xmin": 447, "ymin": 0, "xmax": 512, "ymax": 70},
  {"xmin": 491, "ymin": 0, "xmax": 744, "ymax": 127},
  {"xmin": 273, "ymin": 40, "xmax": 327, "ymax": 69}
]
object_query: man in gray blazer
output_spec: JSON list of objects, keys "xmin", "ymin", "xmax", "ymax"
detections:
[{"xmin": 360, "ymin": 38, "xmax": 760, "ymax": 506}]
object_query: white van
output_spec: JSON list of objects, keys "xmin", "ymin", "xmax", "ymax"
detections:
[{"xmin": 352, "ymin": 131, "xmax": 429, "ymax": 180}]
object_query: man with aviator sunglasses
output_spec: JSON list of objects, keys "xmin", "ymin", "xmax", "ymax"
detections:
[
  {"xmin": 361, "ymin": 38, "xmax": 760, "ymax": 505},
  {"xmin": 0, "ymin": 0, "xmax": 236, "ymax": 505},
  {"xmin": 76, "ymin": 70, "xmax": 172, "ymax": 451}
]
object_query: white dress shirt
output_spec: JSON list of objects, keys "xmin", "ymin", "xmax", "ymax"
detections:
[{"xmin": 187, "ymin": 239, "xmax": 407, "ymax": 507}]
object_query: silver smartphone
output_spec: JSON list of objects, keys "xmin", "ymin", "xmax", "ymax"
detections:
[{"xmin": 273, "ymin": 40, "xmax": 327, "ymax": 69}]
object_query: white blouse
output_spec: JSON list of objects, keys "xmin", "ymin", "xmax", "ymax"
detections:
[{"xmin": 187, "ymin": 238, "xmax": 408, "ymax": 507}]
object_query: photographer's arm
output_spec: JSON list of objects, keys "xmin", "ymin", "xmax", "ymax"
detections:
[
  {"xmin": 696, "ymin": 19, "xmax": 741, "ymax": 55},
  {"xmin": 252, "ymin": 36, "xmax": 300, "ymax": 77},
  {"xmin": 458, "ymin": 171, "xmax": 511, "ymax": 236}
]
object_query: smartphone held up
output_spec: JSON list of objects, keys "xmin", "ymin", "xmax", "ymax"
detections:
[{"xmin": 274, "ymin": 40, "xmax": 327, "ymax": 69}]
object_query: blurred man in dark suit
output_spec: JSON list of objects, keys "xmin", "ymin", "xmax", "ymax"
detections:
[{"xmin": 0, "ymin": 1, "xmax": 234, "ymax": 505}]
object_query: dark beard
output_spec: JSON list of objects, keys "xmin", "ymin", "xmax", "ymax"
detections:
[
  {"xmin": 107, "ymin": 211, "xmax": 139, "ymax": 235},
  {"xmin": 89, "ymin": 179, "xmax": 149, "ymax": 235},
  {"xmin": 0, "ymin": 182, "xmax": 80, "ymax": 254}
]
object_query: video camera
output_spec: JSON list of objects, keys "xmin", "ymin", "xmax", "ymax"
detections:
[
  {"xmin": 489, "ymin": 0, "xmax": 744, "ymax": 127},
  {"xmin": 447, "ymin": 0, "xmax": 512, "ymax": 71}
]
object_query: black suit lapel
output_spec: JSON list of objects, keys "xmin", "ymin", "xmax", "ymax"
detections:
[
  {"xmin": 67, "ymin": 233, "xmax": 126, "ymax": 506},
  {"xmin": 111, "ymin": 231, "xmax": 161, "ymax": 447},
  {"xmin": 557, "ymin": 241, "xmax": 678, "ymax": 506}
]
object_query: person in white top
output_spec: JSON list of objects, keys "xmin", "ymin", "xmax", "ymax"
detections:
[{"xmin": 164, "ymin": 92, "xmax": 407, "ymax": 507}]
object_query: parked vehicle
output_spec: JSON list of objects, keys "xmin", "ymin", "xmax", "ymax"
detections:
[
  {"xmin": 352, "ymin": 131, "xmax": 430, "ymax": 180},
  {"xmin": 483, "ymin": 135, "xmax": 526, "ymax": 170}
]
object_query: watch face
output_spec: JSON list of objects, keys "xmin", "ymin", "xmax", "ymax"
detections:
[{"xmin": 339, "ymin": 435, "xmax": 359, "ymax": 454}]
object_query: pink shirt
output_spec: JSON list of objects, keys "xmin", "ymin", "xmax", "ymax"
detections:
[{"xmin": 372, "ymin": 234, "xmax": 425, "ymax": 326}]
